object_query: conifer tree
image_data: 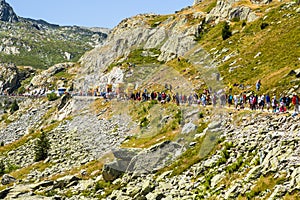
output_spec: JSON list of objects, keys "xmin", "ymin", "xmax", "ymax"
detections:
[
  {"xmin": 34, "ymin": 130, "xmax": 50, "ymax": 162},
  {"xmin": 222, "ymin": 22, "xmax": 232, "ymax": 40},
  {"xmin": 10, "ymin": 99, "xmax": 19, "ymax": 113}
]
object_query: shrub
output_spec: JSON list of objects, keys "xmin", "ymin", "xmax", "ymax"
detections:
[
  {"xmin": 34, "ymin": 131, "xmax": 50, "ymax": 162},
  {"xmin": 199, "ymin": 112, "xmax": 204, "ymax": 118},
  {"xmin": 0, "ymin": 160, "xmax": 5, "ymax": 175},
  {"xmin": 10, "ymin": 99, "xmax": 19, "ymax": 113},
  {"xmin": 6, "ymin": 161, "xmax": 19, "ymax": 172},
  {"xmin": 242, "ymin": 21, "xmax": 247, "ymax": 27},
  {"xmin": 140, "ymin": 117, "xmax": 150, "ymax": 128},
  {"xmin": 260, "ymin": 22, "xmax": 269, "ymax": 30},
  {"xmin": 17, "ymin": 86, "xmax": 26, "ymax": 95},
  {"xmin": 0, "ymin": 141, "xmax": 4, "ymax": 146},
  {"xmin": 47, "ymin": 92, "xmax": 59, "ymax": 101},
  {"xmin": 222, "ymin": 22, "xmax": 232, "ymax": 40}
]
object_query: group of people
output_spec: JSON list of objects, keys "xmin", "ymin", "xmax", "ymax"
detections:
[
  {"xmin": 89, "ymin": 79, "xmax": 300, "ymax": 115},
  {"xmin": 126, "ymin": 87, "xmax": 299, "ymax": 115},
  {"xmin": 226, "ymin": 92, "xmax": 299, "ymax": 113}
]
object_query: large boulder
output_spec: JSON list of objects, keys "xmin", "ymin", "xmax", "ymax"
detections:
[
  {"xmin": 1, "ymin": 174, "xmax": 16, "ymax": 185},
  {"xmin": 102, "ymin": 148, "xmax": 141, "ymax": 181},
  {"xmin": 126, "ymin": 141, "xmax": 183, "ymax": 175},
  {"xmin": 54, "ymin": 175, "xmax": 80, "ymax": 188}
]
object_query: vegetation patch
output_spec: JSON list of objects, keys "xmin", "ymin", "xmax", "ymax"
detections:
[
  {"xmin": 244, "ymin": 173, "xmax": 286, "ymax": 199},
  {"xmin": 34, "ymin": 130, "xmax": 50, "ymax": 162},
  {"xmin": 147, "ymin": 15, "xmax": 172, "ymax": 28},
  {"xmin": 106, "ymin": 48, "xmax": 163, "ymax": 73}
]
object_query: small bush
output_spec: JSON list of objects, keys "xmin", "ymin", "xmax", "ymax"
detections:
[
  {"xmin": 226, "ymin": 156, "xmax": 243, "ymax": 173},
  {"xmin": 140, "ymin": 117, "xmax": 150, "ymax": 128},
  {"xmin": 0, "ymin": 141, "xmax": 4, "ymax": 146},
  {"xmin": 6, "ymin": 161, "xmax": 19, "ymax": 172},
  {"xmin": 199, "ymin": 112, "xmax": 204, "ymax": 118},
  {"xmin": 232, "ymin": 17, "xmax": 240, "ymax": 22},
  {"xmin": 47, "ymin": 92, "xmax": 59, "ymax": 101},
  {"xmin": 10, "ymin": 99, "xmax": 19, "ymax": 113},
  {"xmin": 222, "ymin": 22, "xmax": 232, "ymax": 40},
  {"xmin": 260, "ymin": 22, "xmax": 269, "ymax": 30},
  {"xmin": 95, "ymin": 181, "xmax": 111, "ymax": 191},
  {"xmin": 242, "ymin": 21, "xmax": 247, "ymax": 27},
  {"xmin": 34, "ymin": 131, "xmax": 50, "ymax": 162},
  {"xmin": 0, "ymin": 160, "xmax": 5, "ymax": 175},
  {"xmin": 17, "ymin": 86, "xmax": 26, "ymax": 95}
]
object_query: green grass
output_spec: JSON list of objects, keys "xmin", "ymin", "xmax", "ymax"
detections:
[
  {"xmin": 147, "ymin": 15, "xmax": 172, "ymax": 28},
  {"xmin": 204, "ymin": 0, "xmax": 217, "ymax": 13},
  {"xmin": 106, "ymin": 48, "xmax": 163, "ymax": 73}
]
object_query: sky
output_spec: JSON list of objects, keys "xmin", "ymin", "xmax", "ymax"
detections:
[{"xmin": 7, "ymin": 0, "xmax": 194, "ymax": 28}]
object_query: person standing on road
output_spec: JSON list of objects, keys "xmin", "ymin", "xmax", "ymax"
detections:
[
  {"xmin": 292, "ymin": 93, "xmax": 299, "ymax": 114},
  {"xmin": 256, "ymin": 80, "xmax": 261, "ymax": 91}
]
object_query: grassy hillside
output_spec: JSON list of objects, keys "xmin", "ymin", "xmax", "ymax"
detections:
[
  {"xmin": 194, "ymin": 1, "xmax": 300, "ymax": 95},
  {"xmin": 0, "ymin": 21, "xmax": 107, "ymax": 69}
]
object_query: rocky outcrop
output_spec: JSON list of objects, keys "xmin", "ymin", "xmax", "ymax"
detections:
[
  {"xmin": 105, "ymin": 113, "xmax": 300, "ymax": 200},
  {"xmin": 127, "ymin": 141, "xmax": 183, "ymax": 175},
  {"xmin": 30, "ymin": 62, "xmax": 75, "ymax": 88},
  {"xmin": 206, "ymin": 0, "xmax": 258, "ymax": 23},
  {"xmin": 0, "ymin": 0, "xmax": 18, "ymax": 23},
  {"xmin": 103, "ymin": 141, "xmax": 183, "ymax": 181},
  {"xmin": 103, "ymin": 148, "xmax": 141, "ymax": 181},
  {"xmin": 1, "ymin": 174, "xmax": 16, "ymax": 185},
  {"xmin": 0, "ymin": 63, "xmax": 32, "ymax": 94},
  {"xmin": 77, "ymin": 14, "xmax": 197, "ymax": 90},
  {"xmin": 194, "ymin": 0, "xmax": 203, "ymax": 5}
]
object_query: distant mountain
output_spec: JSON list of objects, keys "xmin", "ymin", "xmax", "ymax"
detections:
[
  {"xmin": 0, "ymin": 0, "xmax": 108, "ymax": 69},
  {"xmin": 0, "ymin": 0, "xmax": 18, "ymax": 22}
]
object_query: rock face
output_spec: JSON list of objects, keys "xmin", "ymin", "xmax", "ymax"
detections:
[
  {"xmin": 206, "ymin": 0, "xmax": 258, "ymax": 23},
  {"xmin": 0, "ymin": 0, "xmax": 18, "ymax": 23},
  {"xmin": 0, "ymin": 63, "xmax": 32, "ymax": 94},
  {"xmin": 30, "ymin": 62, "xmax": 75, "ymax": 88},
  {"xmin": 105, "ymin": 113, "xmax": 300, "ymax": 200},
  {"xmin": 77, "ymin": 14, "xmax": 197, "ymax": 90}
]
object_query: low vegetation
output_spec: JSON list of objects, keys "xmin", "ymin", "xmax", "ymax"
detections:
[{"xmin": 106, "ymin": 48, "xmax": 163, "ymax": 73}]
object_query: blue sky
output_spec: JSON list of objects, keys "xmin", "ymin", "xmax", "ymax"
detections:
[{"xmin": 7, "ymin": 0, "xmax": 194, "ymax": 28}]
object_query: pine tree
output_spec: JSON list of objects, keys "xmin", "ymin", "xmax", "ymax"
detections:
[
  {"xmin": 10, "ymin": 99, "xmax": 19, "ymax": 113},
  {"xmin": 34, "ymin": 131, "xmax": 50, "ymax": 162},
  {"xmin": 222, "ymin": 22, "xmax": 232, "ymax": 40}
]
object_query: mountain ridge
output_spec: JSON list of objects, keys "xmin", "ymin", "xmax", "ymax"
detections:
[{"xmin": 0, "ymin": 0, "xmax": 109, "ymax": 69}]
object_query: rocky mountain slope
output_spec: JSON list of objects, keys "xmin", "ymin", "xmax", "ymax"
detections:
[
  {"xmin": 0, "ymin": 0, "xmax": 108, "ymax": 69},
  {"xmin": 0, "ymin": 0, "xmax": 300, "ymax": 199}
]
